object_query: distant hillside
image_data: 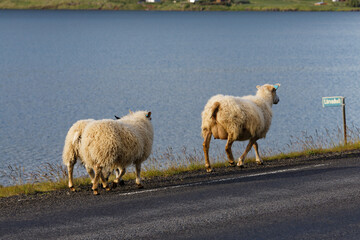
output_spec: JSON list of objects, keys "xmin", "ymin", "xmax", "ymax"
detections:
[{"xmin": 0, "ymin": 0, "xmax": 359, "ymax": 11}]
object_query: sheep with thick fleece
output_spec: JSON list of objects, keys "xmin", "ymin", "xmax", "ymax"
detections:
[
  {"xmin": 201, "ymin": 84, "xmax": 280, "ymax": 172},
  {"xmin": 81, "ymin": 111, "xmax": 153, "ymax": 195},
  {"xmin": 62, "ymin": 119, "xmax": 111, "ymax": 191}
]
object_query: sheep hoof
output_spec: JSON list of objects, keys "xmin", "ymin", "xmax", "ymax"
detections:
[
  {"xmin": 112, "ymin": 182, "xmax": 118, "ymax": 189},
  {"xmin": 136, "ymin": 184, "xmax": 144, "ymax": 189},
  {"xmin": 257, "ymin": 161, "xmax": 264, "ymax": 165},
  {"xmin": 237, "ymin": 164, "xmax": 245, "ymax": 169},
  {"xmin": 105, "ymin": 186, "xmax": 111, "ymax": 191},
  {"xmin": 228, "ymin": 162, "xmax": 236, "ymax": 167},
  {"xmin": 93, "ymin": 190, "xmax": 100, "ymax": 195},
  {"xmin": 70, "ymin": 186, "xmax": 76, "ymax": 192},
  {"xmin": 206, "ymin": 168, "xmax": 213, "ymax": 173},
  {"xmin": 119, "ymin": 180, "xmax": 125, "ymax": 186}
]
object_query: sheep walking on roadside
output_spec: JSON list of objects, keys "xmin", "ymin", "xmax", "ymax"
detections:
[
  {"xmin": 81, "ymin": 111, "xmax": 154, "ymax": 195},
  {"xmin": 62, "ymin": 119, "xmax": 111, "ymax": 192},
  {"xmin": 201, "ymin": 84, "xmax": 280, "ymax": 172}
]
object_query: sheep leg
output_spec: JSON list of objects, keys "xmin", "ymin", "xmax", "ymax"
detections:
[
  {"xmin": 253, "ymin": 142, "xmax": 263, "ymax": 165},
  {"xmin": 67, "ymin": 161, "xmax": 76, "ymax": 192},
  {"xmin": 87, "ymin": 166, "xmax": 110, "ymax": 191},
  {"xmin": 237, "ymin": 139, "xmax": 256, "ymax": 168},
  {"xmin": 85, "ymin": 166, "xmax": 95, "ymax": 184},
  {"xmin": 135, "ymin": 162, "xmax": 144, "ymax": 189},
  {"xmin": 99, "ymin": 172, "xmax": 111, "ymax": 191},
  {"xmin": 113, "ymin": 168, "xmax": 126, "ymax": 189},
  {"xmin": 203, "ymin": 131, "xmax": 212, "ymax": 172},
  {"xmin": 225, "ymin": 138, "xmax": 236, "ymax": 167},
  {"xmin": 92, "ymin": 165, "xmax": 103, "ymax": 195}
]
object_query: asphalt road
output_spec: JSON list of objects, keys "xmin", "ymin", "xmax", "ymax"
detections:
[{"xmin": 1, "ymin": 155, "xmax": 360, "ymax": 239}]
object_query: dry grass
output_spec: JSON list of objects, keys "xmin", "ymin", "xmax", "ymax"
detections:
[{"xmin": 0, "ymin": 163, "xmax": 69, "ymax": 197}]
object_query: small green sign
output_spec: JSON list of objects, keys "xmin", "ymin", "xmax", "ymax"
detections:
[{"xmin": 322, "ymin": 96, "xmax": 344, "ymax": 108}]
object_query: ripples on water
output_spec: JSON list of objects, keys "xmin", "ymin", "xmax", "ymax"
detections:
[{"xmin": 0, "ymin": 11, "xmax": 359, "ymax": 185}]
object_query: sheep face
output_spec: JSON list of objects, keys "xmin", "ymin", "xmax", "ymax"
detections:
[
  {"xmin": 273, "ymin": 87, "xmax": 280, "ymax": 105},
  {"xmin": 146, "ymin": 112, "xmax": 152, "ymax": 120}
]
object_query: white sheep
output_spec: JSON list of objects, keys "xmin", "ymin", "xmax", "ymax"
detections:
[
  {"xmin": 80, "ymin": 111, "xmax": 153, "ymax": 195},
  {"xmin": 201, "ymin": 84, "xmax": 280, "ymax": 172},
  {"xmin": 62, "ymin": 119, "xmax": 111, "ymax": 192}
]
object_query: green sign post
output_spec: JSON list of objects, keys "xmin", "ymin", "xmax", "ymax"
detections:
[{"xmin": 322, "ymin": 96, "xmax": 347, "ymax": 145}]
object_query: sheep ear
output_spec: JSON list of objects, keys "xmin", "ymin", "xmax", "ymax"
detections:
[
  {"xmin": 146, "ymin": 112, "xmax": 152, "ymax": 118},
  {"xmin": 256, "ymin": 85, "xmax": 261, "ymax": 89},
  {"xmin": 274, "ymin": 83, "xmax": 281, "ymax": 90},
  {"xmin": 114, "ymin": 115, "xmax": 120, "ymax": 119},
  {"xmin": 129, "ymin": 109, "xmax": 133, "ymax": 114}
]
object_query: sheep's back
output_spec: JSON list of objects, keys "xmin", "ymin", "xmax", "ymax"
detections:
[
  {"xmin": 81, "ymin": 120, "xmax": 144, "ymax": 168},
  {"xmin": 202, "ymin": 95, "xmax": 271, "ymax": 139}
]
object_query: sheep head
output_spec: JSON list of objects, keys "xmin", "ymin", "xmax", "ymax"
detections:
[{"xmin": 256, "ymin": 83, "xmax": 280, "ymax": 105}]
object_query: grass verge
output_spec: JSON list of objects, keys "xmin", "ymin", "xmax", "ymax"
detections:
[{"xmin": 1, "ymin": 140, "xmax": 359, "ymax": 198}]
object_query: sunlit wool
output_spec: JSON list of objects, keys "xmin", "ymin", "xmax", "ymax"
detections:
[
  {"xmin": 62, "ymin": 119, "xmax": 98, "ymax": 190},
  {"xmin": 81, "ymin": 111, "xmax": 154, "ymax": 195},
  {"xmin": 201, "ymin": 84, "xmax": 280, "ymax": 172}
]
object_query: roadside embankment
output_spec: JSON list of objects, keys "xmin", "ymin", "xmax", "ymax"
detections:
[{"xmin": 1, "ymin": 147, "xmax": 359, "ymax": 204}]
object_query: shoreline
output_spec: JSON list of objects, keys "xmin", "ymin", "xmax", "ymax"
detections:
[
  {"xmin": 1, "ymin": 1, "xmax": 360, "ymax": 12},
  {"xmin": 2, "ymin": 8, "xmax": 360, "ymax": 12}
]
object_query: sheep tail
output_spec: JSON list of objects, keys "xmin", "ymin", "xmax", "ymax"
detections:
[
  {"xmin": 62, "ymin": 131, "xmax": 80, "ymax": 166},
  {"xmin": 72, "ymin": 131, "xmax": 80, "ymax": 145},
  {"xmin": 211, "ymin": 102, "xmax": 220, "ymax": 121}
]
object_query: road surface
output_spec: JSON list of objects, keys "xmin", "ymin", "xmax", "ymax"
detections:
[{"xmin": 1, "ymin": 152, "xmax": 360, "ymax": 239}]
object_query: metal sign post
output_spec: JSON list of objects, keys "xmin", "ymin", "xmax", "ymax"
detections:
[
  {"xmin": 322, "ymin": 96, "xmax": 347, "ymax": 145},
  {"xmin": 342, "ymin": 98, "xmax": 347, "ymax": 145}
]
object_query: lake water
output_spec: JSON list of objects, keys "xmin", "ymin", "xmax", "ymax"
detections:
[{"xmin": 1, "ymin": 10, "xmax": 359, "ymax": 186}]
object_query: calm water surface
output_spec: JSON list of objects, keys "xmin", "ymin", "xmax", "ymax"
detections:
[{"xmin": 1, "ymin": 10, "xmax": 359, "ymax": 185}]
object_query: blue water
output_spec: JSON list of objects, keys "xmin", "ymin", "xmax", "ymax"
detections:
[{"xmin": 1, "ymin": 10, "xmax": 360, "ymax": 185}]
